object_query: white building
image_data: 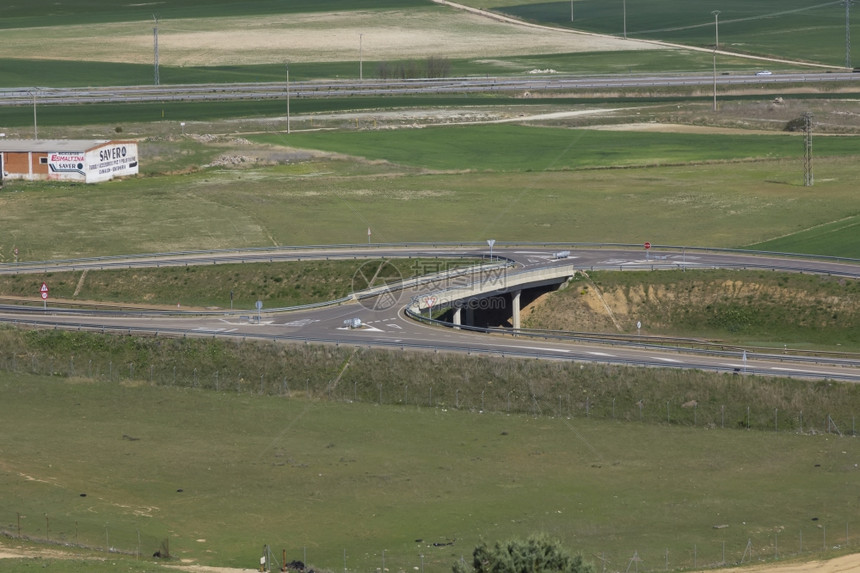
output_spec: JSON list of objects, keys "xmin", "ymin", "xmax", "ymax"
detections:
[{"xmin": 0, "ymin": 139, "xmax": 139, "ymax": 184}]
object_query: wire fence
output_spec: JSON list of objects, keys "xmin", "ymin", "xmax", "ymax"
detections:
[
  {"xmin": 0, "ymin": 511, "xmax": 167, "ymax": 560},
  {"xmin": 0, "ymin": 512, "xmax": 856, "ymax": 573}
]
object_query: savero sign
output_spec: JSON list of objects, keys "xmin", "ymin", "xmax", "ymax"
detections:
[{"xmin": 85, "ymin": 142, "xmax": 139, "ymax": 183}]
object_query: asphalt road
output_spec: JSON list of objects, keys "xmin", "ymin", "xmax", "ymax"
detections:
[
  {"xmin": 1, "ymin": 72, "xmax": 858, "ymax": 106},
  {"xmin": 0, "ymin": 245, "xmax": 858, "ymax": 382}
]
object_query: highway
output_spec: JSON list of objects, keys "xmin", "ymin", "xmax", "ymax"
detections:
[
  {"xmin": 0, "ymin": 244, "xmax": 858, "ymax": 382},
  {"xmin": 1, "ymin": 72, "xmax": 858, "ymax": 106}
]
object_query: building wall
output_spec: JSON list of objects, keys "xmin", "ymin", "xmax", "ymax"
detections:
[
  {"xmin": 1, "ymin": 141, "xmax": 138, "ymax": 183},
  {"xmin": 3, "ymin": 151, "xmax": 51, "ymax": 180}
]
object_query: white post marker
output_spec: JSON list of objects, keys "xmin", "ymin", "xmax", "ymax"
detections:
[
  {"xmin": 637, "ymin": 320, "xmax": 641, "ymax": 336},
  {"xmin": 487, "ymin": 239, "xmax": 495, "ymax": 262},
  {"xmin": 40, "ymin": 282, "xmax": 49, "ymax": 310}
]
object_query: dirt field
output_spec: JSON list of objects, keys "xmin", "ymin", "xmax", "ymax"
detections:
[{"xmin": 4, "ymin": 4, "xmax": 662, "ymax": 66}]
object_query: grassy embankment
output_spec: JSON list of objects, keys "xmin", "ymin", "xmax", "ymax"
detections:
[
  {"xmin": 0, "ymin": 330, "xmax": 858, "ymax": 572},
  {"xmin": 525, "ymin": 269, "xmax": 860, "ymax": 351},
  {"xmin": 0, "ymin": 259, "xmax": 477, "ymax": 311}
]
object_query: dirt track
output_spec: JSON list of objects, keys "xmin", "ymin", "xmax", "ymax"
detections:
[{"xmin": 1, "ymin": 542, "xmax": 859, "ymax": 573}]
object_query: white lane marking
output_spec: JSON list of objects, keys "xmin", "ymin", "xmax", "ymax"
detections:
[
  {"xmin": 771, "ymin": 367, "xmax": 833, "ymax": 375},
  {"xmin": 389, "ymin": 323, "xmax": 402, "ymax": 329},
  {"xmin": 283, "ymin": 319, "xmax": 319, "ymax": 327},
  {"xmin": 587, "ymin": 351, "xmax": 615, "ymax": 357},
  {"xmin": 218, "ymin": 319, "xmax": 273, "ymax": 326},
  {"xmin": 193, "ymin": 327, "xmax": 237, "ymax": 333},
  {"xmin": 337, "ymin": 325, "xmax": 384, "ymax": 332},
  {"xmin": 652, "ymin": 357, "xmax": 680, "ymax": 363},
  {"xmin": 505, "ymin": 345, "xmax": 570, "ymax": 353}
]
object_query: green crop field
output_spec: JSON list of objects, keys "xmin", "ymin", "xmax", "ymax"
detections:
[
  {"xmin": 1, "ymin": 0, "xmax": 433, "ymax": 28},
  {"xmin": 0, "ymin": 49, "xmax": 764, "ymax": 88},
  {"xmin": 464, "ymin": 0, "xmax": 855, "ymax": 66},
  {"xmin": 260, "ymin": 124, "xmax": 860, "ymax": 171}
]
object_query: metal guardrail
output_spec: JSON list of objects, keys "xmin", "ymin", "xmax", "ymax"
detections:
[
  {"xmin": 401, "ymin": 310, "xmax": 860, "ymax": 372},
  {"xmin": 1, "ymin": 241, "xmax": 856, "ymax": 272}
]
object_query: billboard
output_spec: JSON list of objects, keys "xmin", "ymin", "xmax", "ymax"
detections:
[
  {"xmin": 85, "ymin": 142, "xmax": 139, "ymax": 183},
  {"xmin": 48, "ymin": 152, "xmax": 87, "ymax": 180}
]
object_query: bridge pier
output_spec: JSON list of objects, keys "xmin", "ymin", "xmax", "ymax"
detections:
[
  {"xmin": 452, "ymin": 306, "xmax": 462, "ymax": 329},
  {"xmin": 512, "ymin": 289, "xmax": 521, "ymax": 330}
]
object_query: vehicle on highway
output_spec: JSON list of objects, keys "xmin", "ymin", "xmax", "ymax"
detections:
[{"xmin": 755, "ymin": 70, "xmax": 773, "ymax": 76}]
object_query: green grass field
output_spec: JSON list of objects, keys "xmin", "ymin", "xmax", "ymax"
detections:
[
  {"xmin": 747, "ymin": 215, "xmax": 860, "ymax": 258},
  {"xmin": 0, "ymin": 360, "xmax": 858, "ymax": 571},
  {"xmin": 1, "ymin": 126, "xmax": 858, "ymax": 260}
]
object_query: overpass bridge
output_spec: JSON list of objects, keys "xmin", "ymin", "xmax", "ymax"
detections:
[{"xmin": 407, "ymin": 262, "xmax": 576, "ymax": 329}]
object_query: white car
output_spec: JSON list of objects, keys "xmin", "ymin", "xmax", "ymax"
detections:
[{"xmin": 755, "ymin": 70, "xmax": 773, "ymax": 76}]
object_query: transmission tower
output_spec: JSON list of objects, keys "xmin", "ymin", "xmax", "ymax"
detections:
[
  {"xmin": 153, "ymin": 14, "xmax": 160, "ymax": 86},
  {"xmin": 803, "ymin": 113, "xmax": 814, "ymax": 187}
]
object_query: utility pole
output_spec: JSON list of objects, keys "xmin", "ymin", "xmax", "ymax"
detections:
[
  {"xmin": 153, "ymin": 14, "xmax": 160, "ymax": 85},
  {"xmin": 803, "ymin": 113, "xmax": 814, "ymax": 186},
  {"xmin": 570, "ymin": 0, "xmax": 574, "ymax": 22},
  {"xmin": 712, "ymin": 10, "xmax": 720, "ymax": 50},
  {"xmin": 623, "ymin": 0, "xmax": 627, "ymax": 39},
  {"xmin": 285, "ymin": 63, "xmax": 290, "ymax": 134},
  {"xmin": 845, "ymin": 0, "xmax": 854, "ymax": 68},
  {"xmin": 31, "ymin": 90, "xmax": 38, "ymax": 140},
  {"xmin": 712, "ymin": 11, "xmax": 720, "ymax": 112}
]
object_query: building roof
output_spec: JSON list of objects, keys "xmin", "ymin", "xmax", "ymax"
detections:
[{"xmin": 0, "ymin": 139, "xmax": 110, "ymax": 152}]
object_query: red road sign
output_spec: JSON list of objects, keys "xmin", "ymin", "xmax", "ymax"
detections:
[
  {"xmin": 40, "ymin": 282, "xmax": 49, "ymax": 300},
  {"xmin": 644, "ymin": 242, "xmax": 651, "ymax": 250}
]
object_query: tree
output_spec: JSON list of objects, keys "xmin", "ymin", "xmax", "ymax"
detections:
[{"xmin": 453, "ymin": 535, "xmax": 594, "ymax": 573}]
